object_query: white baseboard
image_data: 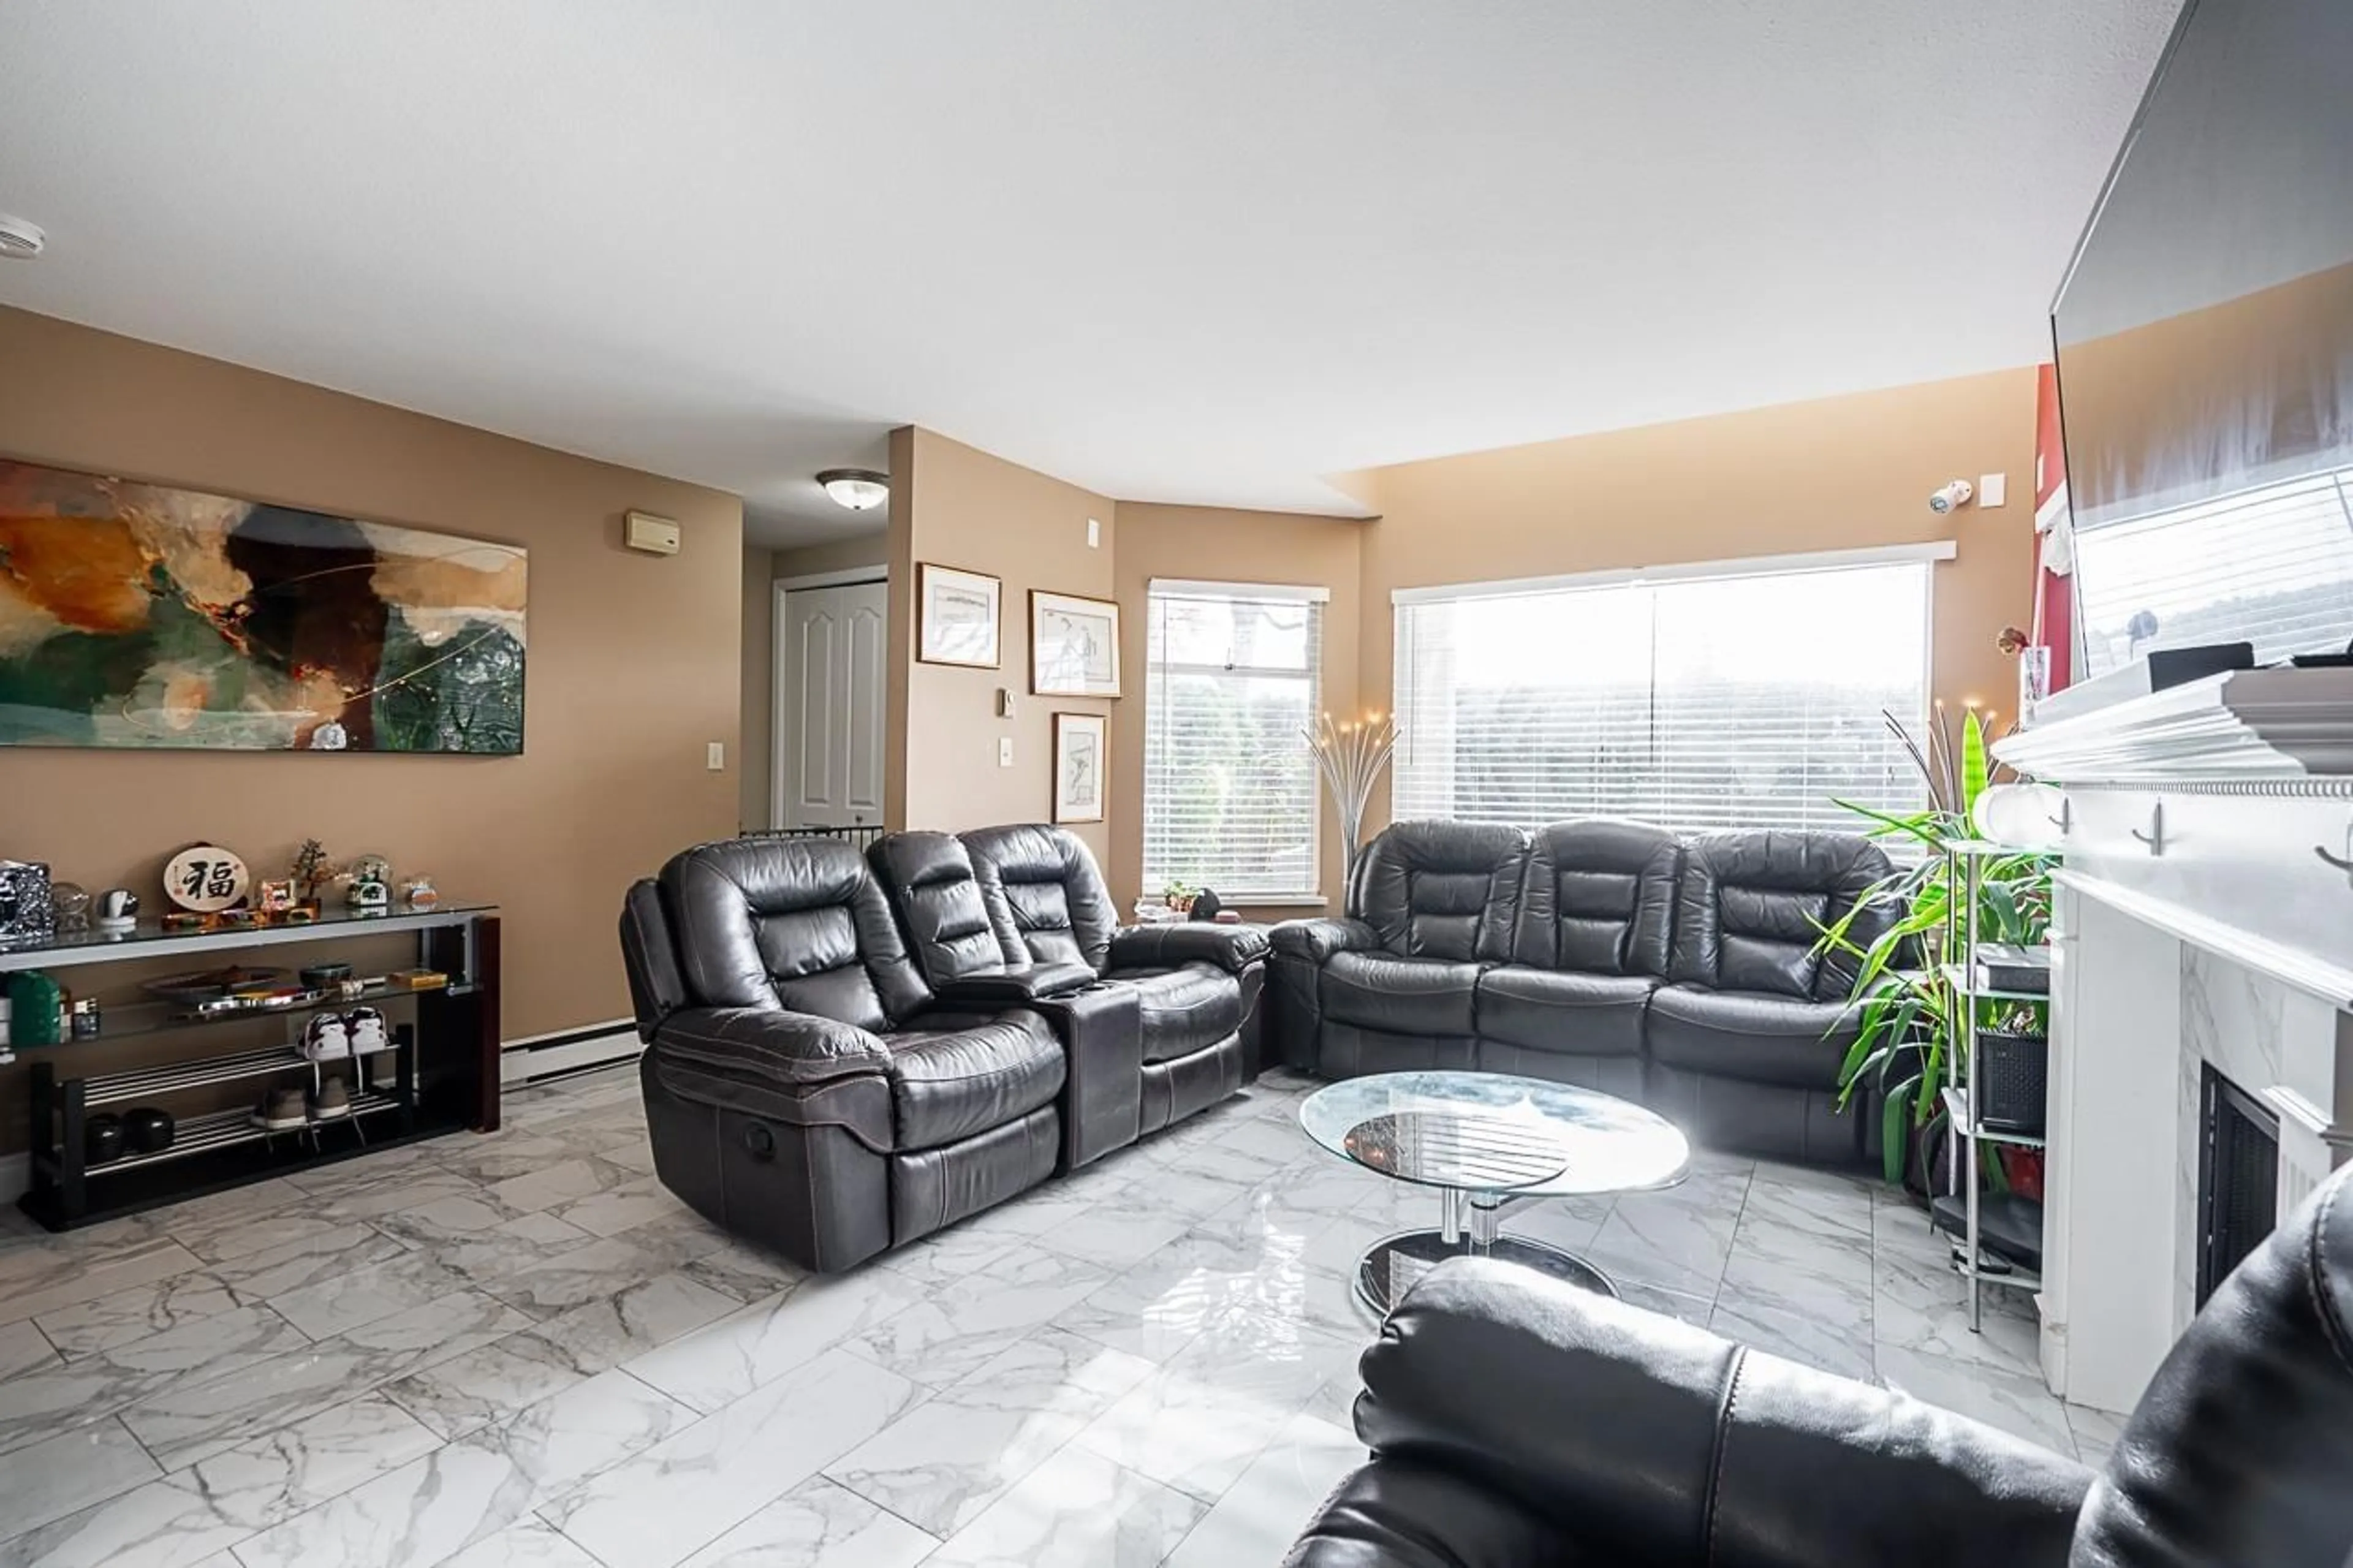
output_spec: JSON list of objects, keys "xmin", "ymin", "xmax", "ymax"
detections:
[
  {"xmin": 0, "ymin": 1031, "xmax": 643, "ymax": 1217},
  {"xmin": 501, "ymin": 1026, "xmax": 641, "ymax": 1086}
]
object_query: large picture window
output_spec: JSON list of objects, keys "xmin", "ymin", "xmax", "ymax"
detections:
[
  {"xmin": 1391, "ymin": 553, "xmax": 1936, "ymax": 834},
  {"xmin": 1143, "ymin": 581, "xmax": 1325, "ymax": 901}
]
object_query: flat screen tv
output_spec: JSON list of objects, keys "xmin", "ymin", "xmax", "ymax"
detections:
[{"xmin": 2052, "ymin": 0, "xmax": 2353, "ymax": 679}]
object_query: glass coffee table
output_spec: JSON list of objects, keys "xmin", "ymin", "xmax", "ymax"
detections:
[{"xmin": 1299, "ymin": 1070, "xmax": 1691, "ymax": 1316}]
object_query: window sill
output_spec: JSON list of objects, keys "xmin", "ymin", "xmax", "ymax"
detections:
[{"xmin": 1134, "ymin": 895, "xmax": 1327, "ymax": 923}]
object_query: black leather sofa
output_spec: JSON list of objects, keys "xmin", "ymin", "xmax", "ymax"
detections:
[
  {"xmin": 1286, "ymin": 1158, "xmax": 2353, "ymax": 1567},
  {"xmin": 619, "ymin": 828, "xmax": 1267, "ymax": 1271},
  {"xmin": 1268, "ymin": 819, "xmax": 1894, "ymax": 1164}
]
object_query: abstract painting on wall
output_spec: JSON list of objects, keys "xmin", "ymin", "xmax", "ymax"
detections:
[{"xmin": 0, "ymin": 459, "xmax": 527, "ymax": 753}]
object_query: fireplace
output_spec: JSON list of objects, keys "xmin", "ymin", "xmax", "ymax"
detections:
[{"xmin": 2198, "ymin": 1064, "xmax": 2280, "ymax": 1308}]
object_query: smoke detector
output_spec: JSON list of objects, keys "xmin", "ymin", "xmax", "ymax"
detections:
[{"xmin": 0, "ymin": 214, "xmax": 44, "ymax": 260}]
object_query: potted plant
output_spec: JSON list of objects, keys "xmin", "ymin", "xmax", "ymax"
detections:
[{"xmin": 1814, "ymin": 705, "xmax": 2053, "ymax": 1186}]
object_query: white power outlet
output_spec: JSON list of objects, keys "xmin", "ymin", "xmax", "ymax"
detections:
[
  {"xmin": 706, "ymin": 741, "xmax": 725, "ymax": 771},
  {"xmin": 998, "ymin": 737, "xmax": 1015, "ymax": 767}
]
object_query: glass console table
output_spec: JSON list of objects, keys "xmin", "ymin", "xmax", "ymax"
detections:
[{"xmin": 2, "ymin": 904, "xmax": 501, "ymax": 1230}]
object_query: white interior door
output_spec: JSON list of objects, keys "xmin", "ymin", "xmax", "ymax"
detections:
[{"xmin": 775, "ymin": 579, "xmax": 887, "ymax": 830}]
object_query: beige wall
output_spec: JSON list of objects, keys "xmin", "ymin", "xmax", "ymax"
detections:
[
  {"xmin": 885, "ymin": 428, "xmax": 1116, "ymax": 865},
  {"xmin": 1108, "ymin": 502, "xmax": 1363, "ymax": 917},
  {"xmin": 0, "ymin": 306, "xmax": 743, "ymax": 1043},
  {"xmin": 878, "ymin": 370, "xmax": 2036, "ymax": 909},
  {"xmin": 739, "ymin": 545, "xmax": 774, "ymax": 831},
  {"xmin": 771, "ymin": 532, "xmax": 889, "ymax": 580},
  {"xmin": 1354, "ymin": 366, "xmax": 2039, "ymax": 829}
]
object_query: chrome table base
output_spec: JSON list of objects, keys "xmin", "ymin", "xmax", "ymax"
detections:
[{"xmin": 1353, "ymin": 1184, "xmax": 1618, "ymax": 1317}]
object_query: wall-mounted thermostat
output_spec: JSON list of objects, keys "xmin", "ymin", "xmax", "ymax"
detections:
[{"xmin": 625, "ymin": 510, "xmax": 681, "ymax": 555}]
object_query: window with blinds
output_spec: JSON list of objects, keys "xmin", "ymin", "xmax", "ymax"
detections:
[
  {"xmin": 1143, "ymin": 581, "xmax": 1325, "ymax": 901},
  {"xmin": 1392, "ymin": 558, "xmax": 1932, "ymax": 834},
  {"xmin": 2072, "ymin": 467, "xmax": 2353, "ymax": 679}
]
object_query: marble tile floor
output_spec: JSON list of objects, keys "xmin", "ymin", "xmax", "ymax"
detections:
[{"xmin": 0, "ymin": 1062, "xmax": 2120, "ymax": 1567}]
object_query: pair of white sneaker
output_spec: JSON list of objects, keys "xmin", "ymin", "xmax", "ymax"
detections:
[{"xmin": 301, "ymin": 1007, "xmax": 388, "ymax": 1062}]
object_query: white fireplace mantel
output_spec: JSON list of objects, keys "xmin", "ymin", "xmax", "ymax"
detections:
[
  {"xmin": 2001, "ymin": 666, "xmax": 2353, "ymax": 783},
  {"xmin": 1993, "ymin": 668, "xmax": 2353, "ymax": 1415}
]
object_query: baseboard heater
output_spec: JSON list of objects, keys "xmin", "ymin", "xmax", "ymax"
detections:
[{"xmin": 501, "ymin": 1021, "xmax": 642, "ymax": 1086}]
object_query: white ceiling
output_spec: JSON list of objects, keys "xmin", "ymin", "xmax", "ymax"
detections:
[{"xmin": 0, "ymin": 1, "xmax": 2180, "ymax": 547}]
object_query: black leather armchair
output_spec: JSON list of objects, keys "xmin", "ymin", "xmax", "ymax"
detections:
[
  {"xmin": 1289, "ymin": 1159, "xmax": 2353, "ymax": 1566},
  {"xmin": 619, "ymin": 837, "xmax": 1064, "ymax": 1272},
  {"xmin": 961, "ymin": 824, "xmax": 1268, "ymax": 1140}
]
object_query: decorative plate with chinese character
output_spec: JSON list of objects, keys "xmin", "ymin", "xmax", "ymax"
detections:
[{"xmin": 162, "ymin": 844, "xmax": 251, "ymax": 913}]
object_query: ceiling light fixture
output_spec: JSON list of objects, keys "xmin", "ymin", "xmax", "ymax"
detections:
[
  {"xmin": 0, "ymin": 214, "xmax": 45, "ymax": 260},
  {"xmin": 816, "ymin": 469, "xmax": 889, "ymax": 511}
]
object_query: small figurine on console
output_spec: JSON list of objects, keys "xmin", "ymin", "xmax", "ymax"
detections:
[
  {"xmin": 95, "ymin": 888, "xmax": 139, "ymax": 935},
  {"xmin": 344, "ymin": 855, "xmax": 392, "ymax": 916}
]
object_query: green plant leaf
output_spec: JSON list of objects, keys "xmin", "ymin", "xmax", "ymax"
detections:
[
  {"xmin": 1882, "ymin": 1077, "xmax": 1917, "ymax": 1186},
  {"xmin": 1831, "ymin": 798, "xmax": 1949, "ymax": 852},
  {"xmin": 1982, "ymin": 879, "xmax": 2024, "ymax": 944},
  {"xmin": 1961, "ymin": 708, "xmax": 1990, "ymax": 817}
]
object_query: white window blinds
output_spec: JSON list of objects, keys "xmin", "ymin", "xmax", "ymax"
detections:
[
  {"xmin": 1392, "ymin": 558, "xmax": 1933, "ymax": 834},
  {"xmin": 1144, "ymin": 581, "xmax": 1325, "ymax": 901},
  {"xmin": 2072, "ymin": 467, "xmax": 2353, "ymax": 679}
]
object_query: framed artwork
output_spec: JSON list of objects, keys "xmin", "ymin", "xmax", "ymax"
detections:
[
  {"xmin": 1030, "ymin": 590, "xmax": 1122, "ymax": 697},
  {"xmin": 0, "ymin": 458, "xmax": 526, "ymax": 752},
  {"xmin": 917, "ymin": 562, "xmax": 1002, "ymax": 668},
  {"xmin": 1053, "ymin": 711, "xmax": 1107, "ymax": 823}
]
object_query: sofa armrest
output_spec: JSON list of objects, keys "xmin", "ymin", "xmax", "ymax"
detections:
[
  {"xmin": 1358, "ymin": 1258, "xmax": 2090, "ymax": 1567},
  {"xmin": 932, "ymin": 961, "xmax": 1099, "ymax": 1006},
  {"xmin": 1268, "ymin": 917, "xmax": 1379, "ymax": 965},
  {"xmin": 1108, "ymin": 923, "xmax": 1271, "ymax": 974},
  {"xmin": 651, "ymin": 1006, "xmax": 893, "ymax": 1088}
]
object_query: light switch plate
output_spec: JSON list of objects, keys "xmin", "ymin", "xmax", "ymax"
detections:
[
  {"xmin": 1086, "ymin": 517, "xmax": 1101, "ymax": 548},
  {"xmin": 706, "ymin": 741, "xmax": 725, "ymax": 771},
  {"xmin": 1979, "ymin": 472, "xmax": 2008, "ymax": 508},
  {"xmin": 998, "ymin": 737, "xmax": 1015, "ymax": 767}
]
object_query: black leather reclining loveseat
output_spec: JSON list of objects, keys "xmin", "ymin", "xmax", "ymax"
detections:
[
  {"xmin": 619, "ymin": 826, "xmax": 1267, "ymax": 1271},
  {"xmin": 1268, "ymin": 818, "xmax": 1894, "ymax": 1164}
]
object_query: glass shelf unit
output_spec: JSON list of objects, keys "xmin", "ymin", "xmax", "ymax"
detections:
[
  {"xmin": 8, "ymin": 979, "xmax": 466, "ymax": 1056},
  {"xmin": 0, "ymin": 902, "xmax": 494, "ymax": 973},
  {"xmin": 1942, "ymin": 1085, "xmax": 2048, "ymax": 1150},
  {"xmin": 1936, "ymin": 836, "xmax": 2055, "ymax": 1333},
  {"xmin": 15, "ymin": 906, "xmax": 501, "ymax": 1232}
]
